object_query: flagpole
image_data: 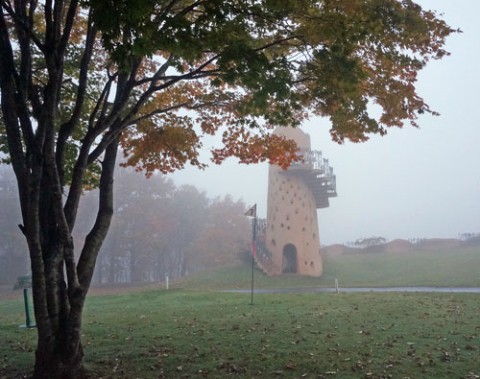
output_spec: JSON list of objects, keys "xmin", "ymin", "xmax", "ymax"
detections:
[
  {"xmin": 245, "ymin": 204, "xmax": 257, "ymax": 306},
  {"xmin": 250, "ymin": 213, "xmax": 257, "ymax": 306}
]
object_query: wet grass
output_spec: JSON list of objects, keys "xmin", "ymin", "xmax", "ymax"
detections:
[
  {"xmin": 2, "ymin": 288, "xmax": 480, "ymax": 378},
  {"xmin": 2, "ymin": 246, "xmax": 480, "ymax": 378}
]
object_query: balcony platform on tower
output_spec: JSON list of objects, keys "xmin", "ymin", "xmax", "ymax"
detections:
[{"xmin": 281, "ymin": 150, "xmax": 337, "ymax": 209}]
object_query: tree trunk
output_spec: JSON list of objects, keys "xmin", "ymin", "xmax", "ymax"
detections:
[
  {"xmin": 28, "ymin": 239, "xmax": 87, "ymax": 378},
  {"xmin": 33, "ymin": 330, "xmax": 85, "ymax": 379},
  {"xmin": 25, "ymin": 139, "xmax": 119, "ymax": 378}
]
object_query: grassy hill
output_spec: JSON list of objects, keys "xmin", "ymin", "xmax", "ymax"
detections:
[
  {"xmin": 319, "ymin": 244, "xmax": 480, "ymax": 288},
  {"xmin": 176, "ymin": 244, "xmax": 480, "ymax": 290}
]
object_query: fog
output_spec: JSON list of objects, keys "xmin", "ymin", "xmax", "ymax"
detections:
[{"xmin": 170, "ymin": 1, "xmax": 480, "ymax": 245}]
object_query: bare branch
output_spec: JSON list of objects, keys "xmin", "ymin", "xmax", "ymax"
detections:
[
  {"xmin": 58, "ymin": 0, "xmax": 79, "ymax": 54},
  {"xmin": 56, "ymin": 10, "xmax": 97, "ymax": 185},
  {"xmin": 2, "ymin": 0, "xmax": 45, "ymax": 50}
]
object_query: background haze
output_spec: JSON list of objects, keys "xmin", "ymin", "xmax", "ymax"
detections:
[{"xmin": 171, "ymin": 0, "xmax": 480, "ymax": 245}]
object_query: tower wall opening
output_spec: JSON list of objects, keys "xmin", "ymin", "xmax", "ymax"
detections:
[{"xmin": 282, "ymin": 243, "xmax": 297, "ymax": 273}]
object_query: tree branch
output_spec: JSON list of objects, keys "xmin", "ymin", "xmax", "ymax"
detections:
[
  {"xmin": 77, "ymin": 136, "xmax": 119, "ymax": 289},
  {"xmin": 56, "ymin": 11, "xmax": 97, "ymax": 186},
  {"xmin": 58, "ymin": 0, "xmax": 79, "ymax": 55},
  {"xmin": 1, "ymin": 0, "xmax": 45, "ymax": 51},
  {"xmin": 0, "ymin": 7, "xmax": 30, "ymax": 180}
]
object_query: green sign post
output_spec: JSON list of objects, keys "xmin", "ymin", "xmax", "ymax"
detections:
[{"xmin": 13, "ymin": 274, "xmax": 35, "ymax": 328}]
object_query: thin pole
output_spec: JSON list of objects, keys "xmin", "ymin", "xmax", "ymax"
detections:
[
  {"xmin": 250, "ymin": 214, "xmax": 257, "ymax": 305},
  {"xmin": 250, "ymin": 250, "xmax": 255, "ymax": 305}
]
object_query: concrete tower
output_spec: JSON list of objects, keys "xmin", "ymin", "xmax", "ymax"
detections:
[{"xmin": 263, "ymin": 127, "xmax": 336, "ymax": 276}]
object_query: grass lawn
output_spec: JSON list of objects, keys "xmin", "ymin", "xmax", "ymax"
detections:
[
  {"xmin": 1, "ymin": 246, "xmax": 480, "ymax": 378},
  {"xmin": 2, "ymin": 289, "xmax": 480, "ymax": 378}
]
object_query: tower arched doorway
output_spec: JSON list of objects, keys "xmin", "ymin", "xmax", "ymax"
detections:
[{"xmin": 282, "ymin": 243, "xmax": 297, "ymax": 273}]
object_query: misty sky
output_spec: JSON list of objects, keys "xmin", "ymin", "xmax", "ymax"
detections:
[{"xmin": 170, "ymin": 1, "xmax": 480, "ymax": 245}]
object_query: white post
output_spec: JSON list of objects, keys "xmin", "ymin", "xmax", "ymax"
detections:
[
  {"xmin": 165, "ymin": 274, "xmax": 169, "ymax": 290},
  {"xmin": 335, "ymin": 278, "xmax": 339, "ymax": 294}
]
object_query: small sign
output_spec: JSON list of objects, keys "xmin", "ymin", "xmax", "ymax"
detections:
[
  {"xmin": 13, "ymin": 274, "xmax": 32, "ymax": 290},
  {"xmin": 13, "ymin": 274, "xmax": 35, "ymax": 328}
]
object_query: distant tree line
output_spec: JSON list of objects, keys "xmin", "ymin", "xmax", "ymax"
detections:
[
  {"xmin": 345, "ymin": 234, "xmax": 480, "ymax": 253},
  {"xmin": 458, "ymin": 233, "xmax": 480, "ymax": 246},
  {"xmin": 351, "ymin": 236, "xmax": 387, "ymax": 249},
  {"xmin": 0, "ymin": 166, "xmax": 251, "ymax": 284}
]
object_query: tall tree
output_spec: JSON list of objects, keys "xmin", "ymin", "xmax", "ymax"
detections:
[
  {"xmin": 0, "ymin": 0, "xmax": 454, "ymax": 377},
  {"xmin": 91, "ymin": 171, "xmax": 251, "ymax": 283},
  {"xmin": 192, "ymin": 195, "xmax": 251, "ymax": 269},
  {"xmin": 98, "ymin": 168, "xmax": 178, "ymax": 282}
]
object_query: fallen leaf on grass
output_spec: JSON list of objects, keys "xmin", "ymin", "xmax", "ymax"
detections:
[
  {"xmin": 440, "ymin": 352, "xmax": 450, "ymax": 362},
  {"xmin": 324, "ymin": 370, "xmax": 338, "ymax": 375},
  {"xmin": 217, "ymin": 362, "xmax": 246, "ymax": 374},
  {"xmin": 284, "ymin": 361, "xmax": 297, "ymax": 370}
]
